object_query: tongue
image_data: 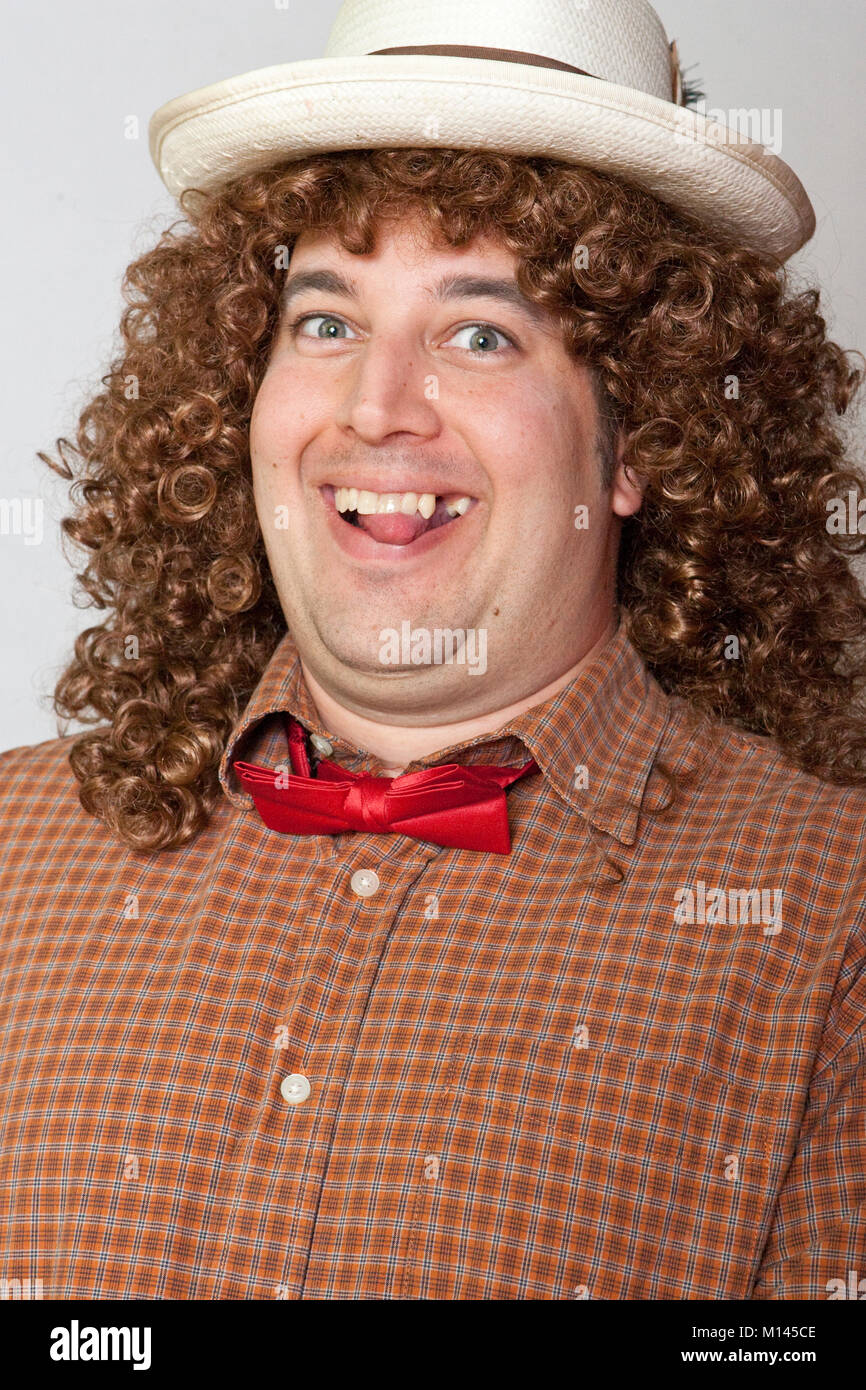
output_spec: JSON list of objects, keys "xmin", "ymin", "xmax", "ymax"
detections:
[{"xmin": 356, "ymin": 511, "xmax": 430, "ymax": 545}]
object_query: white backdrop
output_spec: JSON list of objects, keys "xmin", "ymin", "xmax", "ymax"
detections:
[{"xmin": 2, "ymin": 0, "xmax": 864, "ymax": 751}]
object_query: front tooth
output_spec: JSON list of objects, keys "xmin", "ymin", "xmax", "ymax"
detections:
[
  {"xmin": 453, "ymin": 495, "xmax": 472, "ymax": 516},
  {"xmin": 356, "ymin": 490, "xmax": 378, "ymax": 515},
  {"xmin": 347, "ymin": 487, "xmax": 358, "ymax": 510},
  {"xmin": 399, "ymin": 492, "xmax": 419, "ymax": 515},
  {"xmin": 376, "ymin": 493, "xmax": 401, "ymax": 514},
  {"xmin": 417, "ymin": 493, "xmax": 436, "ymax": 519},
  {"xmin": 336, "ymin": 487, "xmax": 349, "ymax": 512}
]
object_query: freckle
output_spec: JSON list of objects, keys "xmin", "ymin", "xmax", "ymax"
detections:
[{"xmin": 492, "ymin": 607, "xmax": 500, "ymax": 616}]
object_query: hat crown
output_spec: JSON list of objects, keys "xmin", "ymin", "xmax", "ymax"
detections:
[{"xmin": 325, "ymin": 0, "xmax": 674, "ymax": 101}]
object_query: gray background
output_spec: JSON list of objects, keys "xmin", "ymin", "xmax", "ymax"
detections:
[{"xmin": 2, "ymin": 0, "xmax": 864, "ymax": 751}]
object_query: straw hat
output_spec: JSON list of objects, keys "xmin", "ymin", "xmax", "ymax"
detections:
[{"xmin": 149, "ymin": 0, "xmax": 815, "ymax": 262}]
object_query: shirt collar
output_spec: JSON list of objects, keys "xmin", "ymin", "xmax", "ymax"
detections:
[{"xmin": 219, "ymin": 619, "xmax": 692, "ymax": 847}]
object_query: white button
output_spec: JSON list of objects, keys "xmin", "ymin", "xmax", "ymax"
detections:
[
  {"xmin": 280, "ymin": 1073, "xmax": 311, "ymax": 1105},
  {"xmin": 310, "ymin": 734, "xmax": 333, "ymax": 756},
  {"xmin": 350, "ymin": 868, "xmax": 380, "ymax": 898}
]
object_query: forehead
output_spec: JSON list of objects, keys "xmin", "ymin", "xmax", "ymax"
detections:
[{"xmin": 287, "ymin": 212, "xmax": 516, "ymax": 274}]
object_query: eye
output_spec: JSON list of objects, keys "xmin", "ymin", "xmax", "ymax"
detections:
[
  {"xmin": 291, "ymin": 313, "xmax": 359, "ymax": 341},
  {"xmin": 445, "ymin": 323, "xmax": 514, "ymax": 354}
]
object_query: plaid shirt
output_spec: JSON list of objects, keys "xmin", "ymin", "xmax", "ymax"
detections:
[{"xmin": 1, "ymin": 619, "xmax": 864, "ymax": 1300}]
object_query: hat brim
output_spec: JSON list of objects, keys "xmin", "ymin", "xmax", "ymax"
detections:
[{"xmin": 149, "ymin": 53, "xmax": 815, "ymax": 262}]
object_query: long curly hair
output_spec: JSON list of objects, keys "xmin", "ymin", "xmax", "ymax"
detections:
[{"xmin": 40, "ymin": 148, "xmax": 866, "ymax": 852}]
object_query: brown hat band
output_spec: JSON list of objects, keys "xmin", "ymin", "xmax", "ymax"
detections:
[
  {"xmin": 368, "ymin": 44, "xmax": 600, "ymax": 80},
  {"xmin": 369, "ymin": 41, "xmax": 683, "ymax": 104}
]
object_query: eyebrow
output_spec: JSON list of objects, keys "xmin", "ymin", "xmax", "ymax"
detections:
[{"xmin": 279, "ymin": 268, "xmax": 554, "ymax": 331}]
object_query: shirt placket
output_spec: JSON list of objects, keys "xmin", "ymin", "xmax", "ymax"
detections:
[{"xmin": 211, "ymin": 828, "xmax": 438, "ymax": 1299}]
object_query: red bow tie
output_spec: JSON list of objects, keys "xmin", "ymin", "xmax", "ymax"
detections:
[{"xmin": 233, "ymin": 716, "xmax": 539, "ymax": 854}]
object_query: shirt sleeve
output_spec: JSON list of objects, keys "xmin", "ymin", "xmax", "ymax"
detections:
[{"xmin": 748, "ymin": 924, "xmax": 866, "ymax": 1299}]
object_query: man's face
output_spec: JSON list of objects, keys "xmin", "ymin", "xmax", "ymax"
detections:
[{"xmin": 251, "ymin": 213, "xmax": 642, "ymax": 722}]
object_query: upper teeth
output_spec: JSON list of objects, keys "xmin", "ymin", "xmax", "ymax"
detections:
[{"xmin": 334, "ymin": 488, "xmax": 472, "ymax": 519}]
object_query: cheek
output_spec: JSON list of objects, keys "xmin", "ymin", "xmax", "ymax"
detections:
[
  {"xmin": 465, "ymin": 389, "xmax": 579, "ymax": 508},
  {"xmin": 249, "ymin": 378, "xmax": 303, "ymax": 527},
  {"xmin": 250, "ymin": 351, "xmax": 320, "ymax": 458},
  {"xmin": 250, "ymin": 372, "xmax": 289, "ymax": 460},
  {"xmin": 462, "ymin": 392, "xmax": 535, "ymax": 489}
]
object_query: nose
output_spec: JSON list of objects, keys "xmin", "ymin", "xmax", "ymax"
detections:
[{"xmin": 334, "ymin": 329, "xmax": 441, "ymax": 446}]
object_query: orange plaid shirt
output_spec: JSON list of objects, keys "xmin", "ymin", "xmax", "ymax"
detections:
[{"xmin": 1, "ymin": 619, "xmax": 864, "ymax": 1300}]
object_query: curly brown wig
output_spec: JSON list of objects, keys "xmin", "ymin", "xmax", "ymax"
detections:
[{"xmin": 39, "ymin": 148, "xmax": 866, "ymax": 852}]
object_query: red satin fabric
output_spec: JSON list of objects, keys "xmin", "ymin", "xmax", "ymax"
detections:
[{"xmin": 233, "ymin": 716, "xmax": 539, "ymax": 854}]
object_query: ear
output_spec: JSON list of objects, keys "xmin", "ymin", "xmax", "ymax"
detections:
[{"xmin": 610, "ymin": 434, "xmax": 645, "ymax": 519}]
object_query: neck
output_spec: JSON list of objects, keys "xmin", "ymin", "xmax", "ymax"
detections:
[{"xmin": 300, "ymin": 617, "xmax": 618, "ymax": 774}]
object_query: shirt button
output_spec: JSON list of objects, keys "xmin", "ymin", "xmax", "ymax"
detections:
[
  {"xmin": 280, "ymin": 1073, "xmax": 311, "ymax": 1105},
  {"xmin": 350, "ymin": 868, "xmax": 380, "ymax": 898},
  {"xmin": 310, "ymin": 734, "xmax": 333, "ymax": 756}
]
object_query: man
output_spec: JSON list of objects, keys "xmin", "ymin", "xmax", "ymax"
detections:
[{"xmin": 1, "ymin": 0, "xmax": 864, "ymax": 1301}]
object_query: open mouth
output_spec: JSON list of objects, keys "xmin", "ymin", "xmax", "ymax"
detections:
[{"xmin": 321, "ymin": 484, "xmax": 476, "ymax": 547}]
